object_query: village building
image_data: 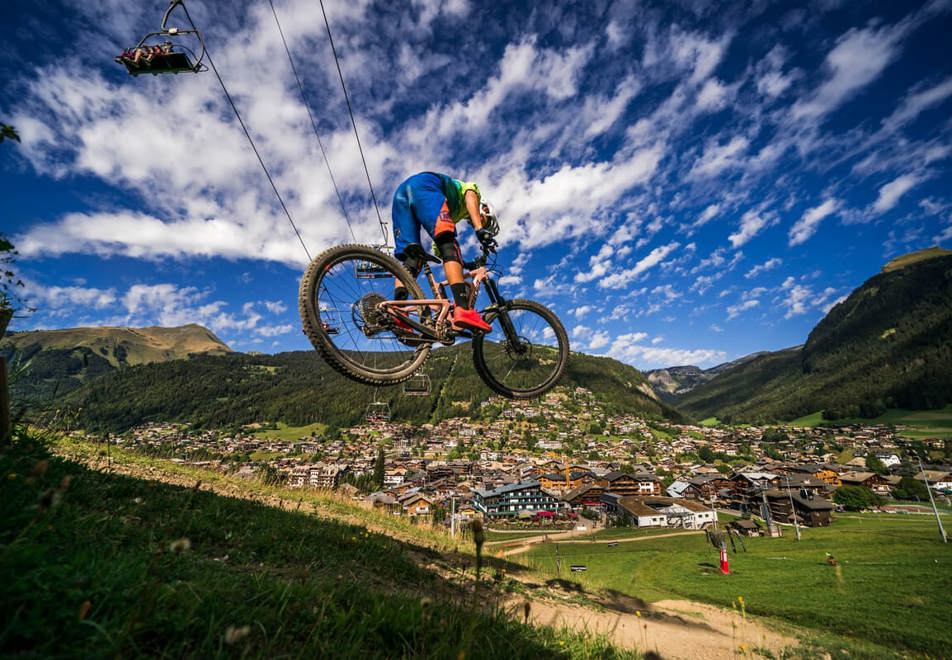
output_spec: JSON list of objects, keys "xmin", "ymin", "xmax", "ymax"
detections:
[
  {"xmin": 762, "ymin": 489, "xmax": 834, "ymax": 527},
  {"xmin": 839, "ymin": 471, "xmax": 894, "ymax": 496},
  {"xmin": 597, "ymin": 471, "xmax": 662, "ymax": 496},
  {"xmin": 602, "ymin": 494, "xmax": 715, "ymax": 529},
  {"xmin": 473, "ymin": 481, "xmax": 564, "ymax": 518}
]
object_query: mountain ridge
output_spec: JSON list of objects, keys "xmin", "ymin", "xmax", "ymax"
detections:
[{"xmin": 676, "ymin": 251, "xmax": 952, "ymax": 422}]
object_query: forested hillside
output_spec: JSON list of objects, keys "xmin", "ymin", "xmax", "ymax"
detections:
[
  {"xmin": 42, "ymin": 344, "xmax": 675, "ymax": 433},
  {"xmin": 677, "ymin": 251, "xmax": 952, "ymax": 422}
]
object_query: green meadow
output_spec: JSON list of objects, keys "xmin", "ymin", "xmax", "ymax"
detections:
[
  {"xmin": 789, "ymin": 405, "xmax": 952, "ymax": 439},
  {"xmin": 521, "ymin": 514, "xmax": 952, "ymax": 657}
]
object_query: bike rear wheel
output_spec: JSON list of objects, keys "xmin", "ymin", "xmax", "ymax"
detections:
[
  {"xmin": 298, "ymin": 244, "xmax": 430, "ymax": 386},
  {"xmin": 472, "ymin": 298, "xmax": 569, "ymax": 399}
]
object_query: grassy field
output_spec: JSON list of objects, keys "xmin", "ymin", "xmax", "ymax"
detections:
[
  {"xmin": 1, "ymin": 433, "xmax": 631, "ymax": 658},
  {"xmin": 250, "ymin": 421, "xmax": 328, "ymax": 441},
  {"xmin": 789, "ymin": 406, "xmax": 952, "ymax": 439},
  {"xmin": 699, "ymin": 417, "xmax": 721, "ymax": 427},
  {"xmin": 521, "ymin": 514, "xmax": 952, "ymax": 657}
]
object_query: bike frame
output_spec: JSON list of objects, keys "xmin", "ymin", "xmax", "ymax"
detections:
[{"xmin": 378, "ymin": 255, "xmax": 518, "ymax": 346}]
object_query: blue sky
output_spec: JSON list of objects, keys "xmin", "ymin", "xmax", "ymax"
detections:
[{"xmin": 2, "ymin": 0, "xmax": 951, "ymax": 369}]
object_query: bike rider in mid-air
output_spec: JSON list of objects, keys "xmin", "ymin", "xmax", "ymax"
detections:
[{"xmin": 391, "ymin": 171, "xmax": 498, "ymax": 333}]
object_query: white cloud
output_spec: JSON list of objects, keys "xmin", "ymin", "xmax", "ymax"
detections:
[
  {"xmin": 588, "ymin": 331, "xmax": 611, "ymax": 350},
  {"xmin": 256, "ymin": 324, "xmax": 293, "ymax": 337},
  {"xmin": 728, "ymin": 210, "xmax": 773, "ymax": 248},
  {"xmin": 744, "ymin": 257, "xmax": 782, "ymax": 279},
  {"xmin": 22, "ymin": 280, "xmax": 117, "ymax": 311},
  {"xmin": 263, "ymin": 300, "xmax": 288, "ymax": 314},
  {"xmin": 727, "ymin": 299, "xmax": 759, "ymax": 319},
  {"xmin": 598, "ymin": 242, "xmax": 679, "ymax": 289},
  {"xmin": 694, "ymin": 203, "xmax": 720, "ymax": 228},
  {"xmin": 871, "ymin": 174, "xmax": 922, "ymax": 214},
  {"xmin": 688, "ymin": 136, "xmax": 749, "ymax": 179},
  {"xmin": 573, "ymin": 305, "xmax": 594, "ymax": 319},
  {"xmin": 788, "ymin": 198, "xmax": 839, "ymax": 246},
  {"xmin": 791, "ymin": 23, "xmax": 906, "ymax": 122},
  {"xmin": 571, "ymin": 324, "xmax": 593, "ymax": 339},
  {"xmin": 607, "ymin": 330, "xmax": 726, "ymax": 368}
]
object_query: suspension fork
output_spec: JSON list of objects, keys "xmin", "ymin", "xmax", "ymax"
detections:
[{"xmin": 484, "ymin": 278, "xmax": 521, "ymax": 347}]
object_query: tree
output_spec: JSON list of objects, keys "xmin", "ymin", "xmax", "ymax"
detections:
[
  {"xmin": 865, "ymin": 454, "xmax": 888, "ymax": 475},
  {"xmin": 892, "ymin": 476, "xmax": 930, "ymax": 502},
  {"xmin": 0, "ymin": 124, "xmax": 20, "ymax": 144},
  {"xmin": 833, "ymin": 485, "xmax": 883, "ymax": 511},
  {"xmin": 372, "ymin": 446, "xmax": 385, "ymax": 490}
]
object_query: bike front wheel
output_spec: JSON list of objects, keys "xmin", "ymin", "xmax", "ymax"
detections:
[{"xmin": 472, "ymin": 299, "xmax": 569, "ymax": 399}]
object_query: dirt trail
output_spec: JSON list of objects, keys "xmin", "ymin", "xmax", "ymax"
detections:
[
  {"xmin": 499, "ymin": 530, "xmax": 702, "ymax": 557},
  {"xmin": 516, "ymin": 596, "xmax": 798, "ymax": 659}
]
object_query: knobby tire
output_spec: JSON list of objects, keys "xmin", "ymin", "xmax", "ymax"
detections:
[{"xmin": 298, "ymin": 244, "xmax": 430, "ymax": 386}]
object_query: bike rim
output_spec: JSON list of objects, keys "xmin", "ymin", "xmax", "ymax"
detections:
[
  {"xmin": 313, "ymin": 251, "xmax": 426, "ymax": 376},
  {"xmin": 479, "ymin": 305, "xmax": 565, "ymax": 394}
]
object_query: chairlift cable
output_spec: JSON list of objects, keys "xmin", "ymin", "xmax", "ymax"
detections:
[
  {"xmin": 177, "ymin": 1, "xmax": 313, "ymax": 262},
  {"xmin": 317, "ymin": 0, "xmax": 390, "ymax": 248},
  {"xmin": 267, "ymin": 0, "xmax": 357, "ymax": 243}
]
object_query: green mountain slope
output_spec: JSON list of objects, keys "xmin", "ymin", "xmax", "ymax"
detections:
[
  {"xmin": 677, "ymin": 250, "xmax": 952, "ymax": 422},
  {"xmin": 19, "ymin": 342, "xmax": 674, "ymax": 433},
  {"xmin": 2, "ymin": 324, "xmax": 231, "ymax": 401}
]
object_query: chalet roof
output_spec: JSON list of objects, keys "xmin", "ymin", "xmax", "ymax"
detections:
[
  {"xmin": 763, "ymin": 489, "xmax": 834, "ymax": 510},
  {"xmin": 615, "ymin": 495, "xmax": 713, "ymax": 517},
  {"xmin": 540, "ymin": 470, "xmax": 592, "ymax": 481},
  {"xmin": 731, "ymin": 472, "xmax": 779, "ymax": 482},
  {"xmin": 839, "ymin": 471, "xmax": 877, "ymax": 484},
  {"xmin": 915, "ymin": 470, "xmax": 952, "ymax": 482},
  {"xmin": 601, "ymin": 471, "xmax": 657, "ymax": 482},
  {"xmin": 563, "ymin": 483, "xmax": 605, "ymax": 502},
  {"xmin": 475, "ymin": 480, "xmax": 542, "ymax": 498}
]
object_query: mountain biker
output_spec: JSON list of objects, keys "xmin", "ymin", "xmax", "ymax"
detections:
[{"xmin": 391, "ymin": 171, "xmax": 498, "ymax": 333}]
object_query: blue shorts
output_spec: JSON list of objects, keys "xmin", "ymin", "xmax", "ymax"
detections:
[{"xmin": 391, "ymin": 172, "xmax": 456, "ymax": 258}]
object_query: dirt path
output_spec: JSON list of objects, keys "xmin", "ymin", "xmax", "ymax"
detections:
[
  {"xmin": 516, "ymin": 596, "xmax": 798, "ymax": 659},
  {"xmin": 498, "ymin": 530, "xmax": 702, "ymax": 557}
]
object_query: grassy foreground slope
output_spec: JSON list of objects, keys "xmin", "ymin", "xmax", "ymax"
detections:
[
  {"xmin": 0, "ymin": 434, "xmax": 629, "ymax": 658},
  {"xmin": 522, "ymin": 514, "xmax": 952, "ymax": 657}
]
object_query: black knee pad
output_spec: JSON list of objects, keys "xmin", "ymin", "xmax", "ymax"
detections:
[{"xmin": 434, "ymin": 233, "xmax": 461, "ymax": 264}]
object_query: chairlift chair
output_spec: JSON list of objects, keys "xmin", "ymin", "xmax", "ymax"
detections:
[
  {"xmin": 366, "ymin": 401, "xmax": 391, "ymax": 422},
  {"xmin": 115, "ymin": 0, "xmax": 208, "ymax": 76},
  {"xmin": 319, "ymin": 306, "xmax": 343, "ymax": 336},
  {"xmin": 355, "ymin": 245, "xmax": 395, "ymax": 279},
  {"xmin": 403, "ymin": 373, "xmax": 431, "ymax": 397}
]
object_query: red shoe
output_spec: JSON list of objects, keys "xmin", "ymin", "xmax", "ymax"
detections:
[{"xmin": 452, "ymin": 306, "xmax": 491, "ymax": 333}]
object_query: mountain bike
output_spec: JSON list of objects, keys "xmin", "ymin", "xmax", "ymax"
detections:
[{"xmin": 298, "ymin": 243, "xmax": 569, "ymax": 398}]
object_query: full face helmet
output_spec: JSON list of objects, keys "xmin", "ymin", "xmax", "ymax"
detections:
[{"xmin": 479, "ymin": 200, "xmax": 499, "ymax": 236}]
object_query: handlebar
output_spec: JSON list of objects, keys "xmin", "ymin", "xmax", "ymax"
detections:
[{"xmin": 463, "ymin": 244, "xmax": 494, "ymax": 270}]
